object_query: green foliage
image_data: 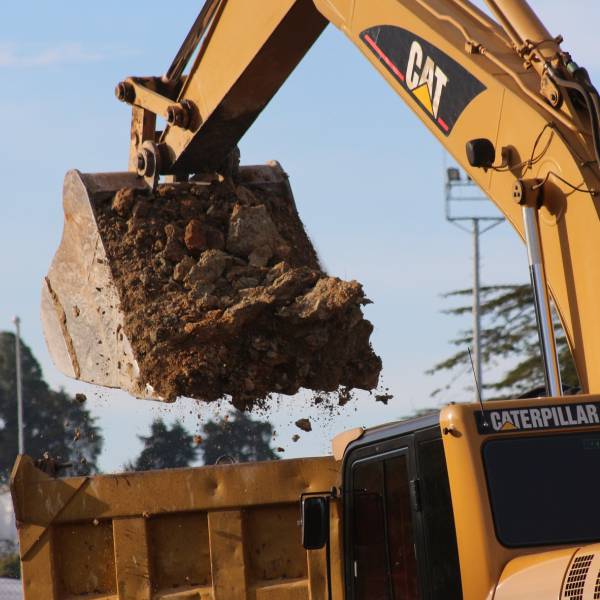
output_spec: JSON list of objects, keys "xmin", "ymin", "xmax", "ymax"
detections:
[
  {"xmin": 429, "ymin": 284, "xmax": 578, "ymax": 397},
  {"xmin": 0, "ymin": 552, "xmax": 20, "ymax": 579},
  {"xmin": 126, "ymin": 419, "xmax": 198, "ymax": 471},
  {"xmin": 0, "ymin": 332, "xmax": 103, "ymax": 483},
  {"xmin": 201, "ymin": 412, "xmax": 279, "ymax": 465},
  {"xmin": 124, "ymin": 412, "xmax": 279, "ymax": 472}
]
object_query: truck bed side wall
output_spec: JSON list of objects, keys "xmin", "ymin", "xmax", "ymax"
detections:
[{"xmin": 10, "ymin": 455, "xmax": 342, "ymax": 600}]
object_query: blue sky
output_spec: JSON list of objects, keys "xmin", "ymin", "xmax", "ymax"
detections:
[{"xmin": 1, "ymin": 1, "xmax": 598, "ymax": 471}]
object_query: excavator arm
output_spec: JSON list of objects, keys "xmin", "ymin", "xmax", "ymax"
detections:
[
  {"xmin": 116, "ymin": 0, "xmax": 328, "ymax": 177},
  {"xmin": 44, "ymin": 0, "xmax": 600, "ymax": 398}
]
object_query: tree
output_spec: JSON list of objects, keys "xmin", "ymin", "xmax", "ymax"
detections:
[
  {"xmin": 126, "ymin": 419, "xmax": 198, "ymax": 471},
  {"xmin": 429, "ymin": 284, "xmax": 578, "ymax": 398},
  {"xmin": 0, "ymin": 541, "xmax": 19, "ymax": 579},
  {"xmin": 201, "ymin": 411, "xmax": 279, "ymax": 465},
  {"xmin": 0, "ymin": 332, "xmax": 103, "ymax": 483},
  {"xmin": 0, "ymin": 552, "xmax": 19, "ymax": 579}
]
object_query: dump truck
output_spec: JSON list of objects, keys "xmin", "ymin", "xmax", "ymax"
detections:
[
  {"xmin": 15, "ymin": 0, "xmax": 600, "ymax": 597},
  {"xmin": 13, "ymin": 396, "xmax": 600, "ymax": 599}
]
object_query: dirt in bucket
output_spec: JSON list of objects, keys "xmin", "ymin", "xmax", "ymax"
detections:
[{"xmin": 95, "ymin": 176, "xmax": 381, "ymax": 410}]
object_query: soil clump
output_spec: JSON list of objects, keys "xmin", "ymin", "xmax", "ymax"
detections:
[{"xmin": 295, "ymin": 418, "xmax": 312, "ymax": 432}]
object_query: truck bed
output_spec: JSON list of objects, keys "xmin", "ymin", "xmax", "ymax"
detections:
[{"xmin": 10, "ymin": 455, "xmax": 342, "ymax": 600}]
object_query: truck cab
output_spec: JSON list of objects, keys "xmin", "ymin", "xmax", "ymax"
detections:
[{"xmin": 326, "ymin": 394, "xmax": 600, "ymax": 599}]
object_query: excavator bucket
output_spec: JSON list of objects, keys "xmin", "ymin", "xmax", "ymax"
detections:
[{"xmin": 42, "ymin": 165, "xmax": 381, "ymax": 406}]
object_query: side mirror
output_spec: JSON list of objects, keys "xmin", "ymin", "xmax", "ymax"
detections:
[{"xmin": 301, "ymin": 496, "xmax": 329, "ymax": 550}]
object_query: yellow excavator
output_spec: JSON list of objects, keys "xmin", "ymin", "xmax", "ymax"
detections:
[{"xmin": 13, "ymin": 0, "xmax": 600, "ymax": 599}]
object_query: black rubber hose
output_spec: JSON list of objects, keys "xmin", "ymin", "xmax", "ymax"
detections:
[
  {"xmin": 585, "ymin": 86, "xmax": 600, "ymax": 150},
  {"xmin": 573, "ymin": 67, "xmax": 600, "ymax": 144},
  {"xmin": 547, "ymin": 65, "xmax": 600, "ymax": 169}
]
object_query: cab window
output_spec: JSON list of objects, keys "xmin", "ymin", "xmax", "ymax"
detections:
[{"xmin": 351, "ymin": 451, "xmax": 419, "ymax": 600}]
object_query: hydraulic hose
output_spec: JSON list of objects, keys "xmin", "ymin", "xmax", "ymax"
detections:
[{"xmin": 547, "ymin": 65, "xmax": 600, "ymax": 169}]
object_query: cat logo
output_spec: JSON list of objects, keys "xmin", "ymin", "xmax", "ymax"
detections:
[
  {"xmin": 360, "ymin": 25, "xmax": 486, "ymax": 136},
  {"xmin": 406, "ymin": 40, "xmax": 448, "ymax": 120}
]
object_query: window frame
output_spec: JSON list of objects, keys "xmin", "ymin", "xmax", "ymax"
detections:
[
  {"xmin": 412, "ymin": 427, "xmax": 462, "ymax": 600},
  {"xmin": 343, "ymin": 433, "xmax": 426, "ymax": 600}
]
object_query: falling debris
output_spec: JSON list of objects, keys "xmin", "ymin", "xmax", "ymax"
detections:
[
  {"xmin": 292, "ymin": 434, "xmax": 300, "ymax": 442},
  {"xmin": 193, "ymin": 435, "xmax": 203, "ymax": 446},
  {"xmin": 295, "ymin": 418, "xmax": 312, "ymax": 432},
  {"xmin": 96, "ymin": 179, "xmax": 381, "ymax": 409},
  {"xmin": 375, "ymin": 393, "xmax": 394, "ymax": 405},
  {"xmin": 337, "ymin": 387, "xmax": 353, "ymax": 406},
  {"xmin": 277, "ymin": 447, "xmax": 285, "ymax": 453},
  {"xmin": 74, "ymin": 393, "xmax": 87, "ymax": 404}
]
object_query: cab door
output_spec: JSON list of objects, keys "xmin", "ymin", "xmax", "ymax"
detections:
[
  {"xmin": 412, "ymin": 428, "xmax": 462, "ymax": 599},
  {"xmin": 345, "ymin": 439, "xmax": 421, "ymax": 600},
  {"xmin": 343, "ymin": 428, "xmax": 462, "ymax": 600}
]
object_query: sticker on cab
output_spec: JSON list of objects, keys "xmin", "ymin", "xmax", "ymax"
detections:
[
  {"xmin": 475, "ymin": 402, "xmax": 600, "ymax": 434},
  {"xmin": 360, "ymin": 25, "xmax": 486, "ymax": 136}
]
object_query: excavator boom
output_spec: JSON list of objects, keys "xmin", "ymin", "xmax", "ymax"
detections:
[{"xmin": 43, "ymin": 0, "xmax": 600, "ymax": 399}]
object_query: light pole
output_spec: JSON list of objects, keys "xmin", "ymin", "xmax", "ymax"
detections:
[
  {"xmin": 445, "ymin": 168, "xmax": 504, "ymax": 401},
  {"xmin": 12, "ymin": 316, "xmax": 24, "ymax": 455}
]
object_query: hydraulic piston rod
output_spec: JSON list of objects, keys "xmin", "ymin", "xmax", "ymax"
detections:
[{"xmin": 522, "ymin": 205, "xmax": 562, "ymax": 397}]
